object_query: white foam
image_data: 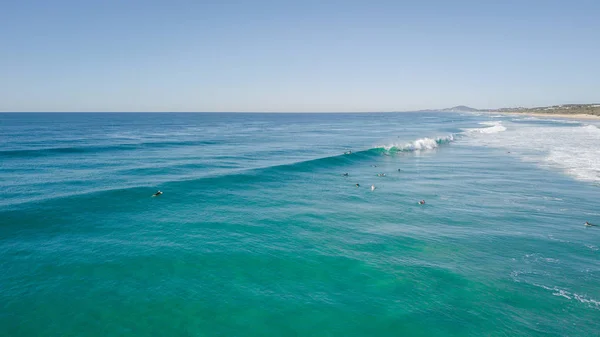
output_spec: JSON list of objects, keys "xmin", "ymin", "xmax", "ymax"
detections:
[
  {"xmin": 543, "ymin": 125, "xmax": 600, "ymax": 183},
  {"xmin": 464, "ymin": 121, "xmax": 507, "ymax": 134},
  {"xmin": 380, "ymin": 135, "xmax": 455, "ymax": 152},
  {"xmin": 522, "ymin": 253, "xmax": 559, "ymax": 264},
  {"xmin": 461, "ymin": 121, "xmax": 600, "ymax": 183},
  {"xmin": 534, "ymin": 284, "xmax": 600, "ymax": 309},
  {"xmin": 574, "ymin": 293, "xmax": 600, "ymax": 307},
  {"xmin": 553, "ymin": 289, "xmax": 572, "ymax": 300},
  {"xmin": 409, "ymin": 137, "xmax": 443, "ymax": 150},
  {"xmin": 511, "ymin": 274, "xmax": 600, "ymax": 310}
]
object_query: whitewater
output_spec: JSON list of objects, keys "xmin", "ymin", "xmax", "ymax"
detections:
[{"xmin": 460, "ymin": 119, "xmax": 600, "ymax": 184}]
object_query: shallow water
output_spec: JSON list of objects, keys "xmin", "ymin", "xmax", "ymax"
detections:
[{"xmin": 1, "ymin": 112, "xmax": 599, "ymax": 336}]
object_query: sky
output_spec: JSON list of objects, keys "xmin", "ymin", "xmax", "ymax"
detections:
[{"xmin": 1, "ymin": 0, "xmax": 599, "ymax": 112}]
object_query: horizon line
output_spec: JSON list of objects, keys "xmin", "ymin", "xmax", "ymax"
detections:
[{"xmin": 0, "ymin": 110, "xmax": 440, "ymax": 114}]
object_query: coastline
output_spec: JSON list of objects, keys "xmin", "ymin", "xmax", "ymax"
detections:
[{"xmin": 489, "ymin": 111, "xmax": 600, "ymax": 120}]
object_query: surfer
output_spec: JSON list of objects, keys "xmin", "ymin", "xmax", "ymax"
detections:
[
  {"xmin": 398, "ymin": 169, "xmax": 402, "ymax": 172},
  {"xmin": 342, "ymin": 173, "xmax": 349, "ymax": 177},
  {"xmin": 344, "ymin": 150, "xmax": 352, "ymax": 155},
  {"xmin": 153, "ymin": 190, "xmax": 163, "ymax": 197},
  {"xmin": 419, "ymin": 200, "xmax": 425, "ymax": 205},
  {"xmin": 585, "ymin": 221, "xmax": 596, "ymax": 227},
  {"xmin": 371, "ymin": 165, "xmax": 377, "ymax": 168},
  {"xmin": 371, "ymin": 185, "xmax": 376, "ymax": 191},
  {"xmin": 355, "ymin": 183, "xmax": 360, "ymax": 187}
]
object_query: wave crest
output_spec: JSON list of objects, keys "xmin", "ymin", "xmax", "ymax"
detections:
[{"xmin": 379, "ymin": 135, "xmax": 455, "ymax": 152}]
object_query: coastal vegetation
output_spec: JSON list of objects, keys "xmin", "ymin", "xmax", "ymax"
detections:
[{"xmin": 431, "ymin": 104, "xmax": 600, "ymax": 116}]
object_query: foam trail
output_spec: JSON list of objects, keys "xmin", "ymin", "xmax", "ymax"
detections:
[
  {"xmin": 533, "ymin": 284, "xmax": 600, "ymax": 310},
  {"xmin": 464, "ymin": 121, "xmax": 507, "ymax": 134}
]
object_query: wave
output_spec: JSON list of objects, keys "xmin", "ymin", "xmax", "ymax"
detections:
[
  {"xmin": 0, "ymin": 122, "xmax": 505, "ymax": 208},
  {"xmin": 378, "ymin": 135, "xmax": 455, "ymax": 152},
  {"xmin": 2, "ymin": 130, "xmax": 464, "ymax": 209},
  {"xmin": 0, "ymin": 147, "xmax": 384, "ymax": 209},
  {"xmin": 376, "ymin": 121, "xmax": 506, "ymax": 152}
]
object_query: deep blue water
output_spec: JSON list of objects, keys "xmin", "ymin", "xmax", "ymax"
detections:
[{"xmin": 1, "ymin": 112, "xmax": 599, "ymax": 336}]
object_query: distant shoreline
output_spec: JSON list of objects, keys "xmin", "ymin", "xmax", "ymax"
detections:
[
  {"xmin": 435, "ymin": 104, "xmax": 600, "ymax": 120},
  {"xmin": 489, "ymin": 111, "xmax": 600, "ymax": 120}
]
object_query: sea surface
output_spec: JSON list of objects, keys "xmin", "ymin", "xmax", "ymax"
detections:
[{"xmin": 1, "ymin": 112, "xmax": 599, "ymax": 336}]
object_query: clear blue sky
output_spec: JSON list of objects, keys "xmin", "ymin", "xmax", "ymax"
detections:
[{"xmin": 1, "ymin": 0, "xmax": 599, "ymax": 112}]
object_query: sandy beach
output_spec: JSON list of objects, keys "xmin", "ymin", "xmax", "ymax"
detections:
[{"xmin": 491, "ymin": 112, "xmax": 600, "ymax": 120}]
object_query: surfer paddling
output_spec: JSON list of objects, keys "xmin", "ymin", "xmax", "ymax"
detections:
[
  {"xmin": 152, "ymin": 190, "xmax": 163, "ymax": 197},
  {"xmin": 585, "ymin": 221, "xmax": 596, "ymax": 227}
]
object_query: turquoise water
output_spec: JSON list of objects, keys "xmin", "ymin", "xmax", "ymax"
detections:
[{"xmin": 1, "ymin": 112, "xmax": 599, "ymax": 336}]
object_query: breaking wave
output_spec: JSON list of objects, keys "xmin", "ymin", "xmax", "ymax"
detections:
[
  {"xmin": 377, "ymin": 121, "xmax": 507, "ymax": 152},
  {"xmin": 379, "ymin": 135, "xmax": 455, "ymax": 152}
]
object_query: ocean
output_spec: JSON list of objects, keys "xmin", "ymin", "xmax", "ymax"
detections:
[{"xmin": 1, "ymin": 112, "xmax": 599, "ymax": 336}]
